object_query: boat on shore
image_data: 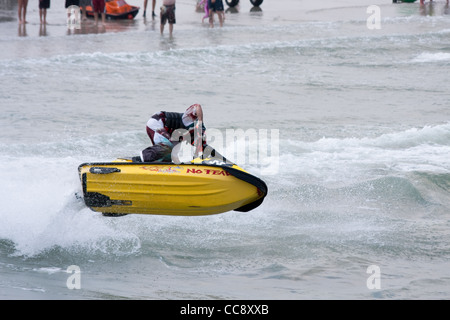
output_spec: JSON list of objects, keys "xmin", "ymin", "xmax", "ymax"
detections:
[{"xmin": 82, "ymin": 0, "xmax": 140, "ymax": 20}]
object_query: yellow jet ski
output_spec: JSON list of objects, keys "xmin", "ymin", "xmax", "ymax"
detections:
[{"xmin": 78, "ymin": 157, "xmax": 267, "ymax": 217}]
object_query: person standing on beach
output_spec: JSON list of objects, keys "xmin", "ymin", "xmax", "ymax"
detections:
[
  {"xmin": 18, "ymin": 0, "xmax": 28, "ymax": 24},
  {"xmin": 160, "ymin": 0, "xmax": 176, "ymax": 37},
  {"xmin": 39, "ymin": 0, "xmax": 50, "ymax": 24},
  {"xmin": 79, "ymin": 0, "xmax": 91, "ymax": 20},
  {"xmin": 199, "ymin": 0, "xmax": 209, "ymax": 23},
  {"xmin": 216, "ymin": 0, "xmax": 225, "ymax": 27},
  {"xmin": 208, "ymin": 0, "xmax": 225, "ymax": 28},
  {"xmin": 92, "ymin": 0, "xmax": 106, "ymax": 26},
  {"xmin": 143, "ymin": 0, "xmax": 157, "ymax": 18}
]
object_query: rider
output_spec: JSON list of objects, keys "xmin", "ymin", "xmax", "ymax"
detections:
[{"xmin": 134, "ymin": 104, "xmax": 207, "ymax": 163}]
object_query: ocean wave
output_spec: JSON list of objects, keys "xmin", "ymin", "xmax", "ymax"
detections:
[
  {"xmin": 0, "ymin": 209, "xmax": 143, "ymax": 259},
  {"xmin": 0, "ymin": 130, "xmax": 144, "ymax": 159},
  {"xmin": 0, "ymin": 154, "xmax": 143, "ymax": 257},
  {"xmin": 286, "ymin": 123, "xmax": 450, "ymax": 153},
  {"xmin": 1, "ymin": 28, "xmax": 448, "ymax": 77},
  {"xmin": 272, "ymin": 175, "xmax": 427, "ymax": 204},
  {"xmin": 285, "ymin": 123, "xmax": 449, "ymax": 164},
  {"xmin": 327, "ymin": 123, "xmax": 450, "ymax": 149},
  {"xmin": 412, "ymin": 52, "xmax": 450, "ymax": 63}
]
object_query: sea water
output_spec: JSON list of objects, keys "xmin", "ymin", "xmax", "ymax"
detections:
[{"xmin": 0, "ymin": 0, "xmax": 449, "ymax": 299}]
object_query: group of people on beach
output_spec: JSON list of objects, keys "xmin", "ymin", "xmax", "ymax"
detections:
[
  {"xmin": 18, "ymin": 0, "xmax": 106, "ymax": 25},
  {"xmin": 16, "ymin": 0, "xmax": 225, "ymax": 36}
]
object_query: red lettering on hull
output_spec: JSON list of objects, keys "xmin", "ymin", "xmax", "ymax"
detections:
[{"xmin": 186, "ymin": 168, "xmax": 231, "ymax": 176}]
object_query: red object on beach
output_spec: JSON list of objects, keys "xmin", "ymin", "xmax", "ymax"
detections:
[{"xmin": 83, "ymin": 0, "xmax": 140, "ymax": 20}]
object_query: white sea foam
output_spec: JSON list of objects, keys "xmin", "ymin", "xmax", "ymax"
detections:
[
  {"xmin": 0, "ymin": 155, "xmax": 142, "ymax": 257},
  {"xmin": 412, "ymin": 52, "xmax": 450, "ymax": 63},
  {"xmin": 33, "ymin": 267, "xmax": 63, "ymax": 274},
  {"xmin": 281, "ymin": 123, "xmax": 450, "ymax": 183}
]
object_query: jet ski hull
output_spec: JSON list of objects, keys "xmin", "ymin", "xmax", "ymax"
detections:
[{"xmin": 78, "ymin": 159, "xmax": 267, "ymax": 216}]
